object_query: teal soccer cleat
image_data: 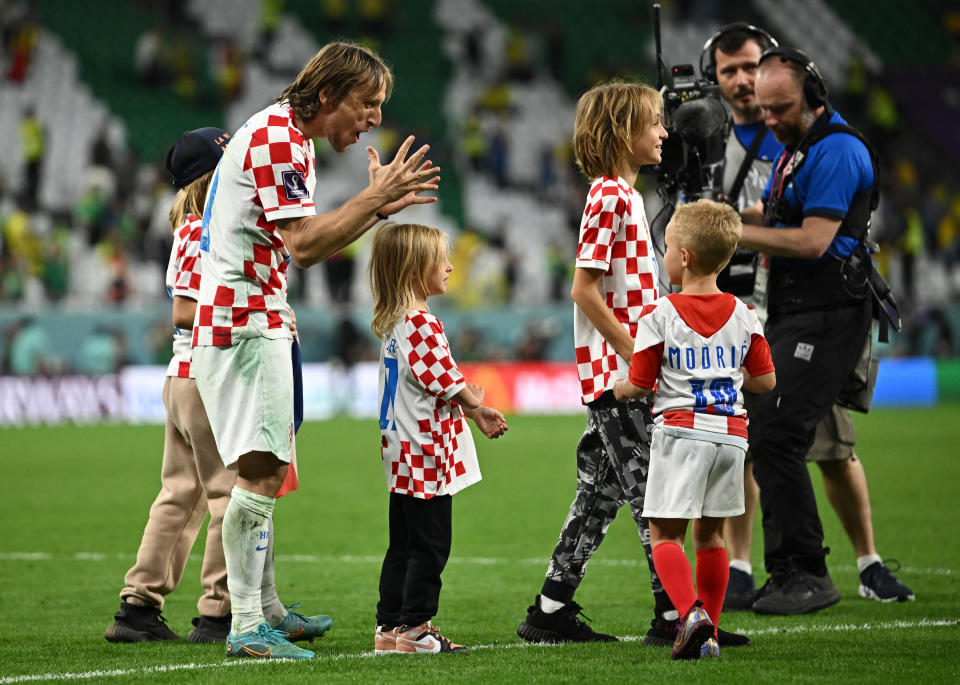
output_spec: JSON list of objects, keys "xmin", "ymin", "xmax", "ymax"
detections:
[
  {"xmin": 225, "ymin": 622, "xmax": 315, "ymax": 659},
  {"xmin": 274, "ymin": 603, "xmax": 333, "ymax": 643}
]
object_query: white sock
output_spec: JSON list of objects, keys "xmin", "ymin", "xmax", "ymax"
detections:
[
  {"xmin": 260, "ymin": 518, "xmax": 288, "ymax": 627},
  {"xmin": 539, "ymin": 594, "xmax": 566, "ymax": 614},
  {"xmin": 730, "ymin": 559, "xmax": 753, "ymax": 576},
  {"xmin": 222, "ymin": 486, "xmax": 275, "ymax": 635},
  {"xmin": 857, "ymin": 554, "xmax": 882, "ymax": 574}
]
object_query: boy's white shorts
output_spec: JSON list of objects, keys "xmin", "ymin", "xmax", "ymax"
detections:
[
  {"xmin": 642, "ymin": 426, "xmax": 745, "ymax": 519},
  {"xmin": 193, "ymin": 337, "xmax": 294, "ymax": 467}
]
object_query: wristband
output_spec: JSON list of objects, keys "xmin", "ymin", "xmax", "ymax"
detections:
[{"xmin": 376, "ymin": 211, "xmax": 389, "ymax": 221}]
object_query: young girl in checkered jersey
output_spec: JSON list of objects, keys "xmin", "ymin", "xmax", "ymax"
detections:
[
  {"xmin": 106, "ymin": 128, "xmax": 330, "ymax": 650},
  {"xmin": 367, "ymin": 222, "xmax": 508, "ymax": 654}
]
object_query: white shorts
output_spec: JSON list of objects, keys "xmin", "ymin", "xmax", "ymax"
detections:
[
  {"xmin": 193, "ymin": 337, "xmax": 295, "ymax": 467},
  {"xmin": 642, "ymin": 427, "xmax": 745, "ymax": 519}
]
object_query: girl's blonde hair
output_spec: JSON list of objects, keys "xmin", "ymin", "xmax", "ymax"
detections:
[
  {"xmin": 278, "ymin": 41, "xmax": 394, "ymax": 123},
  {"xmin": 572, "ymin": 80, "xmax": 663, "ymax": 180},
  {"xmin": 168, "ymin": 169, "xmax": 215, "ymax": 230},
  {"xmin": 368, "ymin": 223, "xmax": 448, "ymax": 339}
]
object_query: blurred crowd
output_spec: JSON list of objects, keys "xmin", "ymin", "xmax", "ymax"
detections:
[{"xmin": 1, "ymin": 0, "xmax": 959, "ymax": 375}]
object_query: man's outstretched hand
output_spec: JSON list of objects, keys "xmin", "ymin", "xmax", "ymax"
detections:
[{"xmin": 367, "ymin": 135, "xmax": 441, "ymax": 217}]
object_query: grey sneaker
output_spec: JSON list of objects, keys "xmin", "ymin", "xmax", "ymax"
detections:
[
  {"xmin": 752, "ymin": 567, "xmax": 841, "ymax": 615},
  {"xmin": 858, "ymin": 560, "xmax": 915, "ymax": 602}
]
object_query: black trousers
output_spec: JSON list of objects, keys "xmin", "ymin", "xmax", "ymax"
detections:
[
  {"xmin": 749, "ymin": 299, "xmax": 872, "ymax": 576},
  {"xmin": 376, "ymin": 492, "xmax": 452, "ymax": 628}
]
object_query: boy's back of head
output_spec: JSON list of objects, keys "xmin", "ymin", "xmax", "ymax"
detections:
[{"xmin": 671, "ymin": 200, "xmax": 742, "ymax": 275}]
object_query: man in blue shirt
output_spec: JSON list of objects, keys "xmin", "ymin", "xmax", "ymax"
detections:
[
  {"xmin": 738, "ymin": 47, "xmax": 912, "ymax": 615},
  {"xmin": 701, "ymin": 25, "xmax": 783, "ymax": 612}
]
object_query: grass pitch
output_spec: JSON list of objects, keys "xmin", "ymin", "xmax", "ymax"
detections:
[{"xmin": 1, "ymin": 406, "xmax": 959, "ymax": 683}]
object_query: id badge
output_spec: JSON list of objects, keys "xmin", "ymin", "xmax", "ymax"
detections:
[{"xmin": 752, "ymin": 254, "xmax": 770, "ymax": 327}]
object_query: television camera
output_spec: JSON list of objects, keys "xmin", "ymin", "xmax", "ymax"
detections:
[{"xmin": 650, "ymin": 7, "xmax": 729, "ymax": 203}]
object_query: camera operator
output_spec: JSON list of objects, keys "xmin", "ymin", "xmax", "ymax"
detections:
[
  {"xmin": 703, "ymin": 27, "xmax": 913, "ymax": 615},
  {"xmin": 736, "ymin": 47, "xmax": 912, "ymax": 615},
  {"xmin": 698, "ymin": 24, "xmax": 781, "ymax": 612}
]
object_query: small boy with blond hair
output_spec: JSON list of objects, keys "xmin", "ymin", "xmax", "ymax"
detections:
[{"xmin": 614, "ymin": 199, "xmax": 776, "ymax": 660}]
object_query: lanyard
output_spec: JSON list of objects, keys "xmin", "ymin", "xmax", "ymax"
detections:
[{"xmin": 763, "ymin": 149, "xmax": 797, "ymax": 225}]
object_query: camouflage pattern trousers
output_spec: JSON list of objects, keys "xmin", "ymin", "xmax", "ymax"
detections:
[{"xmin": 543, "ymin": 391, "xmax": 670, "ymax": 616}]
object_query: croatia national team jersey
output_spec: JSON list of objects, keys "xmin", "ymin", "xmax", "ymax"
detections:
[
  {"xmin": 629, "ymin": 293, "xmax": 774, "ymax": 447},
  {"xmin": 165, "ymin": 214, "xmax": 203, "ymax": 378},
  {"xmin": 193, "ymin": 102, "xmax": 316, "ymax": 347},
  {"xmin": 378, "ymin": 310, "xmax": 481, "ymax": 499},
  {"xmin": 574, "ymin": 176, "xmax": 660, "ymax": 403}
]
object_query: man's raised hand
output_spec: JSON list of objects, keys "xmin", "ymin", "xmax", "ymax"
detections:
[{"xmin": 366, "ymin": 135, "xmax": 441, "ymax": 217}]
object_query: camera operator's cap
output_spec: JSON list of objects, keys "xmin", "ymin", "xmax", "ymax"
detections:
[{"xmin": 164, "ymin": 127, "xmax": 231, "ymax": 189}]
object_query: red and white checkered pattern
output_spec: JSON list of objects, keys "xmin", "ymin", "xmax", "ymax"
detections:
[
  {"xmin": 164, "ymin": 214, "xmax": 203, "ymax": 378},
  {"xmin": 629, "ymin": 293, "xmax": 774, "ymax": 441},
  {"xmin": 379, "ymin": 311, "xmax": 481, "ymax": 499},
  {"xmin": 574, "ymin": 176, "xmax": 659, "ymax": 403},
  {"xmin": 193, "ymin": 102, "xmax": 316, "ymax": 348}
]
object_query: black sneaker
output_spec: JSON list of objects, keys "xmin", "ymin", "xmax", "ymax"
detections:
[
  {"xmin": 105, "ymin": 602, "xmax": 181, "ymax": 643},
  {"xmin": 723, "ymin": 567, "xmax": 757, "ymax": 612},
  {"xmin": 643, "ymin": 617, "xmax": 751, "ymax": 647},
  {"xmin": 751, "ymin": 575, "xmax": 778, "ymax": 604},
  {"xmin": 516, "ymin": 595, "xmax": 618, "ymax": 643},
  {"xmin": 858, "ymin": 560, "xmax": 915, "ymax": 602},
  {"xmin": 187, "ymin": 614, "xmax": 231, "ymax": 643},
  {"xmin": 641, "ymin": 617, "xmax": 676, "ymax": 646},
  {"xmin": 752, "ymin": 567, "xmax": 841, "ymax": 615}
]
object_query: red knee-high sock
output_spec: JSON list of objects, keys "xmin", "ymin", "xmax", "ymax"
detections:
[
  {"xmin": 652, "ymin": 542, "xmax": 697, "ymax": 618},
  {"xmin": 696, "ymin": 547, "xmax": 729, "ymax": 636}
]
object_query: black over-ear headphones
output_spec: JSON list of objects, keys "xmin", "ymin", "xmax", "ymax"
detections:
[
  {"xmin": 758, "ymin": 46, "xmax": 830, "ymax": 110},
  {"xmin": 699, "ymin": 22, "xmax": 778, "ymax": 83}
]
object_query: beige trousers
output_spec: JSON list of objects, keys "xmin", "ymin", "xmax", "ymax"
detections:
[{"xmin": 121, "ymin": 376, "xmax": 235, "ymax": 617}]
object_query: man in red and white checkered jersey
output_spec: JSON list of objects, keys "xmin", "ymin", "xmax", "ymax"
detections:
[
  {"xmin": 191, "ymin": 41, "xmax": 441, "ymax": 660},
  {"xmin": 379, "ymin": 310, "xmax": 481, "ymax": 499}
]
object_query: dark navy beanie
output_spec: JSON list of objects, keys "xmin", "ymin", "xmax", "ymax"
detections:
[{"xmin": 164, "ymin": 127, "xmax": 230, "ymax": 188}]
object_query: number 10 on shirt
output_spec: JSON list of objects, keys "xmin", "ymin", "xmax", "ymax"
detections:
[{"xmin": 689, "ymin": 377, "xmax": 737, "ymax": 416}]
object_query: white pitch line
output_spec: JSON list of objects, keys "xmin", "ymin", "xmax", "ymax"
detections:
[
  {"xmin": 0, "ymin": 552, "xmax": 955, "ymax": 577},
  {"xmin": 0, "ymin": 658, "xmax": 282, "ymax": 684},
  {"xmin": 1, "ymin": 619, "xmax": 956, "ymax": 684}
]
